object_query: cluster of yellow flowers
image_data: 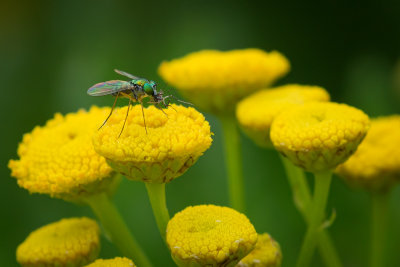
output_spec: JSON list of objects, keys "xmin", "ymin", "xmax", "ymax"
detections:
[{"xmin": 8, "ymin": 47, "xmax": 398, "ymax": 267}]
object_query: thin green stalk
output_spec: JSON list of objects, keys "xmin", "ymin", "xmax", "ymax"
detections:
[
  {"xmin": 296, "ymin": 171, "xmax": 333, "ymax": 267},
  {"xmin": 220, "ymin": 115, "xmax": 245, "ymax": 212},
  {"xmin": 145, "ymin": 183, "xmax": 170, "ymax": 242},
  {"xmin": 279, "ymin": 154, "xmax": 311, "ymax": 213},
  {"xmin": 279, "ymin": 155, "xmax": 342, "ymax": 267},
  {"xmin": 370, "ymin": 191, "xmax": 390, "ymax": 267},
  {"xmin": 85, "ymin": 193, "xmax": 152, "ymax": 267}
]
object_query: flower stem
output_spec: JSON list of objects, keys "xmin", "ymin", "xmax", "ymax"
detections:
[
  {"xmin": 85, "ymin": 193, "xmax": 152, "ymax": 267},
  {"xmin": 145, "ymin": 183, "xmax": 170, "ymax": 242},
  {"xmin": 370, "ymin": 191, "xmax": 390, "ymax": 267},
  {"xmin": 279, "ymin": 155, "xmax": 342, "ymax": 267},
  {"xmin": 220, "ymin": 115, "xmax": 245, "ymax": 213},
  {"xmin": 296, "ymin": 171, "xmax": 333, "ymax": 267}
]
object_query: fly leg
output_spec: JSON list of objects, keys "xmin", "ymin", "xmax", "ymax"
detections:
[
  {"xmin": 129, "ymin": 88, "xmax": 148, "ymax": 134},
  {"xmin": 140, "ymin": 101, "xmax": 148, "ymax": 134},
  {"xmin": 118, "ymin": 97, "xmax": 131, "ymax": 138},
  {"xmin": 99, "ymin": 92, "xmax": 119, "ymax": 130}
]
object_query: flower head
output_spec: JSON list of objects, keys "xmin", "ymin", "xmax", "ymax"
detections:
[
  {"xmin": 270, "ymin": 102, "xmax": 370, "ymax": 172},
  {"xmin": 237, "ymin": 84, "xmax": 330, "ymax": 147},
  {"xmin": 85, "ymin": 257, "xmax": 135, "ymax": 267},
  {"xmin": 166, "ymin": 204, "xmax": 258, "ymax": 267},
  {"xmin": 158, "ymin": 49, "xmax": 290, "ymax": 115},
  {"xmin": 237, "ymin": 233, "xmax": 282, "ymax": 267},
  {"xmin": 92, "ymin": 104, "xmax": 212, "ymax": 183},
  {"xmin": 8, "ymin": 107, "xmax": 118, "ymax": 201},
  {"xmin": 17, "ymin": 217, "xmax": 100, "ymax": 267},
  {"xmin": 336, "ymin": 115, "xmax": 400, "ymax": 192}
]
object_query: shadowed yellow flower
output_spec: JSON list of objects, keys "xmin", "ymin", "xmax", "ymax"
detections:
[
  {"xmin": 166, "ymin": 204, "xmax": 258, "ymax": 267},
  {"xmin": 336, "ymin": 115, "xmax": 400, "ymax": 192},
  {"xmin": 238, "ymin": 233, "xmax": 282, "ymax": 267},
  {"xmin": 237, "ymin": 84, "xmax": 330, "ymax": 148},
  {"xmin": 158, "ymin": 49, "xmax": 290, "ymax": 115},
  {"xmin": 8, "ymin": 107, "xmax": 117, "ymax": 201},
  {"xmin": 17, "ymin": 217, "xmax": 100, "ymax": 267},
  {"xmin": 85, "ymin": 257, "xmax": 135, "ymax": 267},
  {"xmin": 271, "ymin": 102, "xmax": 370, "ymax": 172},
  {"xmin": 92, "ymin": 104, "xmax": 212, "ymax": 183}
]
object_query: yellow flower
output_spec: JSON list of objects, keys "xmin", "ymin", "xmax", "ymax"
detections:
[
  {"xmin": 85, "ymin": 257, "xmax": 135, "ymax": 267},
  {"xmin": 236, "ymin": 84, "xmax": 330, "ymax": 148},
  {"xmin": 17, "ymin": 217, "xmax": 100, "ymax": 267},
  {"xmin": 8, "ymin": 107, "xmax": 117, "ymax": 201},
  {"xmin": 270, "ymin": 102, "xmax": 370, "ymax": 172},
  {"xmin": 336, "ymin": 115, "xmax": 400, "ymax": 191},
  {"xmin": 238, "ymin": 233, "xmax": 282, "ymax": 267},
  {"xmin": 166, "ymin": 204, "xmax": 258, "ymax": 267},
  {"xmin": 158, "ymin": 49, "xmax": 290, "ymax": 115},
  {"xmin": 92, "ymin": 104, "xmax": 212, "ymax": 183}
]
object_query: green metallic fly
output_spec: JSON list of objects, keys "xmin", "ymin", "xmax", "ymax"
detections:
[{"xmin": 87, "ymin": 69, "xmax": 187, "ymax": 137}]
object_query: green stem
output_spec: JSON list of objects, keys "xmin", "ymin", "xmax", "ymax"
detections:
[
  {"xmin": 370, "ymin": 191, "xmax": 390, "ymax": 267},
  {"xmin": 279, "ymin": 154, "xmax": 311, "ymax": 213},
  {"xmin": 296, "ymin": 171, "xmax": 333, "ymax": 267},
  {"xmin": 85, "ymin": 193, "xmax": 152, "ymax": 267},
  {"xmin": 279, "ymin": 155, "xmax": 342, "ymax": 267},
  {"xmin": 220, "ymin": 115, "xmax": 245, "ymax": 213},
  {"xmin": 145, "ymin": 183, "xmax": 170, "ymax": 242}
]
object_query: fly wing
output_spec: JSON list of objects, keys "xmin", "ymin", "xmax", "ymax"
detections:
[
  {"xmin": 114, "ymin": 69, "xmax": 142, "ymax": 80},
  {"xmin": 87, "ymin": 80, "xmax": 132, "ymax": 96}
]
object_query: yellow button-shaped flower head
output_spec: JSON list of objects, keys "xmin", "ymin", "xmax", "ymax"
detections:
[
  {"xmin": 270, "ymin": 102, "xmax": 370, "ymax": 172},
  {"xmin": 92, "ymin": 104, "xmax": 212, "ymax": 183},
  {"xmin": 166, "ymin": 204, "xmax": 258, "ymax": 267},
  {"xmin": 336, "ymin": 115, "xmax": 400, "ymax": 192},
  {"xmin": 85, "ymin": 257, "xmax": 135, "ymax": 267},
  {"xmin": 8, "ymin": 107, "xmax": 117, "ymax": 202},
  {"xmin": 237, "ymin": 84, "xmax": 330, "ymax": 148},
  {"xmin": 158, "ymin": 49, "xmax": 290, "ymax": 115},
  {"xmin": 238, "ymin": 233, "xmax": 282, "ymax": 267},
  {"xmin": 17, "ymin": 217, "xmax": 100, "ymax": 267}
]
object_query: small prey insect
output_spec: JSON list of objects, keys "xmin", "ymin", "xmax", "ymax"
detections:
[{"xmin": 87, "ymin": 69, "xmax": 187, "ymax": 137}]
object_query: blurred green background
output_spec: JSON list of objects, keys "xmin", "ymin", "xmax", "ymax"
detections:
[{"xmin": 1, "ymin": 1, "xmax": 400, "ymax": 266}]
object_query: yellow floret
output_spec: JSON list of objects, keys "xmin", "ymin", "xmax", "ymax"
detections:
[
  {"xmin": 8, "ymin": 107, "xmax": 117, "ymax": 201},
  {"xmin": 158, "ymin": 49, "xmax": 290, "ymax": 115},
  {"xmin": 92, "ymin": 104, "xmax": 212, "ymax": 183},
  {"xmin": 17, "ymin": 217, "xmax": 100, "ymax": 267},
  {"xmin": 236, "ymin": 84, "xmax": 330, "ymax": 148},
  {"xmin": 166, "ymin": 204, "xmax": 258, "ymax": 267},
  {"xmin": 238, "ymin": 233, "xmax": 282, "ymax": 267},
  {"xmin": 85, "ymin": 257, "xmax": 135, "ymax": 267},
  {"xmin": 270, "ymin": 102, "xmax": 370, "ymax": 172},
  {"xmin": 336, "ymin": 115, "xmax": 400, "ymax": 192}
]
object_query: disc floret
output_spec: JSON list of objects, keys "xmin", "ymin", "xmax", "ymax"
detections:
[
  {"xmin": 166, "ymin": 204, "xmax": 258, "ymax": 267},
  {"xmin": 17, "ymin": 217, "xmax": 100, "ymax": 267}
]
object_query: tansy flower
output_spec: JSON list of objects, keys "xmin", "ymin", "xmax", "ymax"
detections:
[
  {"xmin": 159, "ymin": 48, "xmax": 288, "ymax": 212},
  {"xmin": 8, "ymin": 106, "xmax": 117, "ymax": 202},
  {"xmin": 92, "ymin": 104, "xmax": 212, "ymax": 184},
  {"xmin": 166, "ymin": 204, "xmax": 258, "ymax": 267},
  {"xmin": 17, "ymin": 217, "xmax": 100, "ymax": 267},
  {"xmin": 85, "ymin": 257, "xmax": 135, "ymax": 267},
  {"xmin": 238, "ymin": 233, "xmax": 282, "ymax": 267},
  {"xmin": 271, "ymin": 102, "xmax": 370, "ymax": 172},
  {"xmin": 236, "ymin": 84, "xmax": 330, "ymax": 148},
  {"xmin": 238, "ymin": 87, "xmax": 342, "ymax": 266},
  {"xmin": 158, "ymin": 48, "xmax": 290, "ymax": 115},
  {"xmin": 336, "ymin": 115, "xmax": 400, "ymax": 192},
  {"xmin": 336, "ymin": 115, "xmax": 400, "ymax": 267},
  {"xmin": 8, "ymin": 107, "xmax": 151, "ymax": 267},
  {"xmin": 93, "ymin": 104, "xmax": 212, "ymax": 242}
]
